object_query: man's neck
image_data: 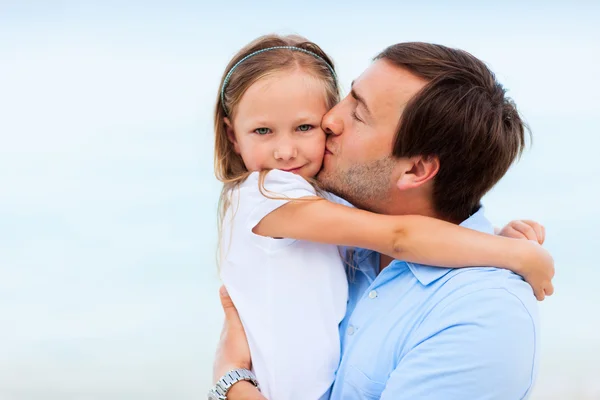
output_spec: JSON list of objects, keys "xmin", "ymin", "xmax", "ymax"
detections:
[
  {"xmin": 379, "ymin": 254, "xmax": 395, "ymax": 272},
  {"xmin": 383, "ymin": 196, "xmax": 440, "ymax": 220}
]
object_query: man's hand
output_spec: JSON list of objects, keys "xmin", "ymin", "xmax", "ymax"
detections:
[
  {"xmin": 498, "ymin": 220, "xmax": 546, "ymax": 244},
  {"xmin": 213, "ymin": 286, "xmax": 252, "ymax": 383}
]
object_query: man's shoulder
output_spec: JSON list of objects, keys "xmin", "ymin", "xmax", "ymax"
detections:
[
  {"xmin": 442, "ymin": 266, "xmax": 536, "ymax": 298},
  {"xmin": 430, "ymin": 267, "xmax": 539, "ymax": 327}
]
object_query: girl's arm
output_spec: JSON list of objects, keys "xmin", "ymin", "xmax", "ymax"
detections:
[{"xmin": 254, "ymin": 197, "xmax": 554, "ymax": 300}]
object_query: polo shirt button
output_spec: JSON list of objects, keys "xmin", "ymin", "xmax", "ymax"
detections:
[
  {"xmin": 347, "ymin": 325, "xmax": 355, "ymax": 336},
  {"xmin": 368, "ymin": 290, "xmax": 378, "ymax": 299}
]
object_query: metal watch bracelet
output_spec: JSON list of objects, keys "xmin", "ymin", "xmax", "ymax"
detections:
[{"xmin": 207, "ymin": 368, "xmax": 260, "ymax": 400}]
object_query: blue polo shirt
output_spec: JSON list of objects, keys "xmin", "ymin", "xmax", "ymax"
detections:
[{"xmin": 329, "ymin": 207, "xmax": 540, "ymax": 399}]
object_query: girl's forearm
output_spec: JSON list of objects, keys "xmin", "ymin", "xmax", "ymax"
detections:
[{"xmin": 391, "ymin": 215, "xmax": 524, "ymax": 273}]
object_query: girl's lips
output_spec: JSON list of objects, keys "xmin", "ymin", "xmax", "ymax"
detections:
[{"xmin": 280, "ymin": 166, "xmax": 304, "ymax": 173}]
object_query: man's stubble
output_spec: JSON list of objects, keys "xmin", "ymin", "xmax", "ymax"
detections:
[{"xmin": 317, "ymin": 156, "xmax": 396, "ymax": 213}]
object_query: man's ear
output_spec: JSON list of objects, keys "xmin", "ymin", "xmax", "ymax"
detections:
[
  {"xmin": 396, "ymin": 155, "xmax": 440, "ymax": 191},
  {"xmin": 224, "ymin": 117, "xmax": 241, "ymax": 154}
]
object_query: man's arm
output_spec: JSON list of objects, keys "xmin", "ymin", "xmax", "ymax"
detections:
[
  {"xmin": 380, "ymin": 288, "xmax": 538, "ymax": 400},
  {"xmin": 226, "ymin": 382, "xmax": 264, "ymax": 400},
  {"xmin": 212, "ymin": 286, "xmax": 267, "ymax": 400}
]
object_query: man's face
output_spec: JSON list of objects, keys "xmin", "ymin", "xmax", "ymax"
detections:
[{"xmin": 317, "ymin": 59, "xmax": 429, "ymax": 212}]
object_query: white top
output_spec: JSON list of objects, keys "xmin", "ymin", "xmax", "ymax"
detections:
[{"xmin": 220, "ymin": 170, "xmax": 348, "ymax": 400}]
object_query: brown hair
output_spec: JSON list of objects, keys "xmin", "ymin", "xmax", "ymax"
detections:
[
  {"xmin": 376, "ymin": 42, "xmax": 528, "ymax": 223},
  {"xmin": 214, "ymin": 34, "xmax": 339, "ymax": 260}
]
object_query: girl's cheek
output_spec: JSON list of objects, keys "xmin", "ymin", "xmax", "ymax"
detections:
[
  {"xmin": 239, "ymin": 144, "xmax": 263, "ymax": 170},
  {"xmin": 312, "ymin": 146, "xmax": 326, "ymax": 164}
]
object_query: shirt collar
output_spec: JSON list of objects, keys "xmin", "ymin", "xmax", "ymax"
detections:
[{"xmin": 354, "ymin": 206, "xmax": 494, "ymax": 286}]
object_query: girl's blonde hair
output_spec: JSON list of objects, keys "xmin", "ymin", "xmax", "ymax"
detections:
[{"xmin": 214, "ymin": 34, "xmax": 340, "ymax": 245}]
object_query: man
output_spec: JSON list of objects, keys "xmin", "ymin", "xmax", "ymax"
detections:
[{"xmin": 211, "ymin": 42, "xmax": 553, "ymax": 399}]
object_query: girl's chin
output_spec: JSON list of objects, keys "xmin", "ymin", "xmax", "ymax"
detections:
[{"xmin": 297, "ymin": 166, "xmax": 320, "ymax": 179}]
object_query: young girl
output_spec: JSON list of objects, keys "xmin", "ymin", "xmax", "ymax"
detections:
[{"xmin": 214, "ymin": 35, "xmax": 552, "ymax": 400}]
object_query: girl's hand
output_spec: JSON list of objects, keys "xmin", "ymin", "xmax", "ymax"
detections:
[
  {"xmin": 499, "ymin": 220, "xmax": 545, "ymax": 244},
  {"xmin": 516, "ymin": 241, "xmax": 555, "ymax": 301}
]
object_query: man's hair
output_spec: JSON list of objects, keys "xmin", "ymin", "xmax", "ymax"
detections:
[{"xmin": 376, "ymin": 43, "xmax": 528, "ymax": 222}]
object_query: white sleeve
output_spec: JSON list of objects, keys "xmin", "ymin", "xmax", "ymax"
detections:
[{"xmin": 240, "ymin": 169, "xmax": 317, "ymax": 232}]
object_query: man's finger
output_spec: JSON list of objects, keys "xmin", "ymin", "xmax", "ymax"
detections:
[
  {"xmin": 219, "ymin": 285, "xmax": 247, "ymax": 334},
  {"xmin": 220, "ymin": 285, "xmax": 232, "ymax": 303},
  {"xmin": 220, "ymin": 286, "xmax": 238, "ymax": 315}
]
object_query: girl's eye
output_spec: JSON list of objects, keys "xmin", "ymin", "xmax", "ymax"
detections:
[
  {"xmin": 255, "ymin": 127, "xmax": 270, "ymax": 135},
  {"xmin": 351, "ymin": 111, "xmax": 362, "ymax": 123},
  {"xmin": 297, "ymin": 124, "xmax": 313, "ymax": 132}
]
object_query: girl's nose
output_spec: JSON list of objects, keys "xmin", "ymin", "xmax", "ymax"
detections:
[{"xmin": 274, "ymin": 141, "xmax": 298, "ymax": 161}]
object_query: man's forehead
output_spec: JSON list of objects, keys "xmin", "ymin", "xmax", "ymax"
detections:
[{"xmin": 354, "ymin": 59, "xmax": 428, "ymax": 118}]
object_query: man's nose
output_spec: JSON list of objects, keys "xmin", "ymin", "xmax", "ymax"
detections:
[{"xmin": 321, "ymin": 104, "xmax": 343, "ymax": 136}]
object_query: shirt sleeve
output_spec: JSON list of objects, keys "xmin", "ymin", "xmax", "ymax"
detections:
[
  {"xmin": 240, "ymin": 169, "xmax": 317, "ymax": 232},
  {"xmin": 380, "ymin": 288, "xmax": 538, "ymax": 400}
]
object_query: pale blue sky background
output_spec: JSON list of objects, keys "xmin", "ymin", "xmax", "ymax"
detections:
[{"xmin": 1, "ymin": 1, "xmax": 599, "ymax": 399}]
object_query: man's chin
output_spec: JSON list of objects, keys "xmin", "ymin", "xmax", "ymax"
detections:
[
  {"xmin": 316, "ymin": 168, "xmax": 343, "ymax": 197},
  {"xmin": 315, "ymin": 167, "xmax": 332, "ymax": 187}
]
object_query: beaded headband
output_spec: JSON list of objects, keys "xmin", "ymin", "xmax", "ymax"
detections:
[{"xmin": 220, "ymin": 46, "xmax": 337, "ymax": 115}]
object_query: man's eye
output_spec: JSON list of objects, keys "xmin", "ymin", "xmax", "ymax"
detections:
[
  {"xmin": 254, "ymin": 128, "xmax": 270, "ymax": 135},
  {"xmin": 297, "ymin": 124, "xmax": 313, "ymax": 132}
]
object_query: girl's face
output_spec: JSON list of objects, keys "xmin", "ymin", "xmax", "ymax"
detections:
[{"xmin": 225, "ymin": 70, "xmax": 329, "ymax": 179}]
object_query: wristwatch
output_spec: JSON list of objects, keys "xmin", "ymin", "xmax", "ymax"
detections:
[{"xmin": 207, "ymin": 368, "xmax": 260, "ymax": 400}]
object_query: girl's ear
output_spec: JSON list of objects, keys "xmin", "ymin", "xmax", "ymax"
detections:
[{"xmin": 224, "ymin": 117, "xmax": 241, "ymax": 154}]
